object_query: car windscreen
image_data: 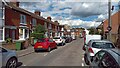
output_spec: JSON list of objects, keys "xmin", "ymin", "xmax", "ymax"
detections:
[
  {"xmin": 53, "ymin": 37, "xmax": 60, "ymax": 39},
  {"xmin": 61, "ymin": 37, "xmax": 66, "ymax": 39},
  {"xmin": 37, "ymin": 39, "xmax": 46, "ymax": 42},
  {"xmin": 92, "ymin": 42, "xmax": 115, "ymax": 49}
]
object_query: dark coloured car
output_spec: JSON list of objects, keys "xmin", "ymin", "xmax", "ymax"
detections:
[
  {"xmin": 90, "ymin": 49, "xmax": 120, "ymax": 68},
  {"xmin": 34, "ymin": 38, "xmax": 57, "ymax": 52}
]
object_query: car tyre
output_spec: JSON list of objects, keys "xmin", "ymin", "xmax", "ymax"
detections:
[
  {"xmin": 55, "ymin": 46, "xmax": 57, "ymax": 49},
  {"xmin": 6, "ymin": 58, "xmax": 17, "ymax": 68},
  {"xmin": 47, "ymin": 47, "xmax": 51, "ymax": 52},
  {"xmin": 61, "ymin": 42, "xmax": 64, "ymax": 46},
  {"xmin": 84, "ymin": 54, "xmax": 90, "ymax": 65},
  {"xmin": 34, "ymin": 49, "xmax": 38, "ymax": 52}
]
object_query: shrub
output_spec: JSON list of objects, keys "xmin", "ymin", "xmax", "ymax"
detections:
[{"xmin": 31, "ymin": 24, "xmax": 46, "ymax": 39}]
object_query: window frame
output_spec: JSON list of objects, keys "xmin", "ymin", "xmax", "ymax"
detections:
[
  {"xmin": 20, "ymin": 14, "xmax": 26, "ymax": 25},
  {"xmin": 92, "ymin": 51, "xmax": 106, "ymax": 65},
  {"xmin": 32, "ymin": 18, "xmax": 37, "ymax": 26}
]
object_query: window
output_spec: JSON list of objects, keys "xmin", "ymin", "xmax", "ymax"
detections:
[
  {"xmin": 12, "ymin": 30, "xmax": 15, "ymax": 39},
  {"xmin": 37, "ymin": 39, "xmax": 46, "ymax": 42},
  {"xmin": 20, "ymin": 14, "xmax": 26, "ymax": 24},
  {"xmin": 19, "ymin": 29, "xmax": 23, "ymax": 39},
  {"xmin": 99, "ymin": 53, "xmax": 118, "ymax": 67},
  {"xmin": 49, "ymin": 39, "xmax": 53, "ymax": 42},
  {"xmin": 49, "ymin": 24, "xmax": 52, "ymax": 29},
  {"xmin": 0, "ymin": 29, "xmax": 3, "ymax": 40},
  {"xmin": 32, "ymin": 18, "xmax": 36, "ymax": 26},
  {"xmin": 44, "ymin": 22, "xmax": 47, "ymax": 29},
  {"xmin": 6, "ymin": 29, "xmax": 9, "ymax": 38},
  {"xmin": 0, "ymin": 9, "xmax": 3, "ymax": 19},
  {"xmin": 92, "ymin": 42, "xmax": 115, "ymax": 49},
  {"xmin": 0, "ymin": 47, "xmax": 7, "ymax": 53},
  {"xmin": 25, "ymin": 29, "xmax": 29, "ymax": 38},
  {"xmin": 0, "ymin": 2, "xmax": 4, "ymax": 19},
  {"xmin": 93, "ymin": 51, "xmax": 106, "ymax": 63},
  {"xmin": 53, "ymin": 37, "xmax": 60, "ymax": 39}
]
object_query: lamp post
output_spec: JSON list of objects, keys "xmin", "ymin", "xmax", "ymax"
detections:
[{"xmin": 108, "ymin": 0, "xmax": 112, "ymax": 41}]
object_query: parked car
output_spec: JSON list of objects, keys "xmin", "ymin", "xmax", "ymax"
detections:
[
  {"xmin": 34, "ymin": 38, "xmax": 57, "ymax": 52},
  {"xmin": 0, "ymin": 46, "xmax": 18, "ymax": 68},
  {"xmin": 53, "ymin": 36, "xmax": 66, "ymax": 46},
  {"xmin": 65, "ymin": 37, "xmax": 70, "ymax": 43},
  {"xmin": 90, "ymin": 49, "xmax": 120, "ymax": 68},
  {"xmin": 83, "ymin": 40, "xmax": 115, "ymax": 65}
]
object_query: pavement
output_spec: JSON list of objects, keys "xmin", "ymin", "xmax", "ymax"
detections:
[{"xmin": 16, "ymin": 46, "xmax": 34, "ymax": 57}]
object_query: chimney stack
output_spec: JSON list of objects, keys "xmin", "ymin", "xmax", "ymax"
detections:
[
  {"xmin": 34, "ymin": 11, "xmax": 41, "ymax": 16},
  {"xmin": 10, "ymin": 0, "xmax": 19, "ymax": 7},
  {"xmin": 47, "ymin": 16, "xmax": 52, "ymax": 21}
]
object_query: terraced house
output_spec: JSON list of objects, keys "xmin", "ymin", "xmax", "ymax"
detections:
[
  {"xmin": 0, "ymin": 1, "xmax": 65, "ymax": 43},
  {"xmin": 103, "ymin": 9, "xmax": 120, "ymax": 47}
]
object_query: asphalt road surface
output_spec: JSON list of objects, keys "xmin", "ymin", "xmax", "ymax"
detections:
[{"xmin": 18, "ymin": 38, "xmax": 87, "ymax": 66}]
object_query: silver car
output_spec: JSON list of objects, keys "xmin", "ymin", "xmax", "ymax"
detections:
[
  {"xmin": 90, "ymin": 49, "xmax": 120, "ymax": 68},
  {"xmin": 0, "ymin": 46, "xmax": 18, "ymax": 68},
  {"xmin": 84, "ymin": 40, "xmax": 115, "ymax": 65}
]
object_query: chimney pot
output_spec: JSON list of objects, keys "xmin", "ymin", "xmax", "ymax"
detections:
[
  {"xmin": 35, "ymin": 11, "xmax": 41, "ymax": 16},
  {"xmin": 47, "ymin": 17, "xmax": 52, "ymax": 21},
  {"xmin": 10, "ymin": 0, "xmax": 19, "ymax": 7}
]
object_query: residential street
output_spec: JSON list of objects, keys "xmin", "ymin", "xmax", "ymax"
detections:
[{"xmin": 18, "ymin": 38, "xmax": 86, "ymax": 66}]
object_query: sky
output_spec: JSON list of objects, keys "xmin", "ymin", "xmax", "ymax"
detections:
[{"xmin": 8, "ymin": 0, "xmax": 120, "ymax": 28}]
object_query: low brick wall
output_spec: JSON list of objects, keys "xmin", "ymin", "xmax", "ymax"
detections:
[
  {"xmin": 2, "ymin": 43, "xmax": 16, "ymax": 50},
  {"xmin": 2, "ymin": 39, "xmax": 31, "ymax": 50}
]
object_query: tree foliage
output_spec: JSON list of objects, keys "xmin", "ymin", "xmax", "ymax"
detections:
[
  {"xmin": 88, "ymin": 27, "xmax": 99, "ymax": 35},
  {"xmin": 31, "ymin": 24, "xmax": 46, "ymax": 39}
]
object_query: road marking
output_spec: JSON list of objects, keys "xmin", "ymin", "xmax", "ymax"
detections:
[
  {"xmin": 23, "ymin": 65, "xmax": 26, "ymax": 66},
  {"xmin": 44, "ymin": 53, "xmax": 48, "ymax": 56},
  {"xmin": 82, "ymin": 58, "xmax": 84, "ymax": 61},
  {"xmin": 82, "ymin": 63, "xmax": 84, "ymax": 66}
]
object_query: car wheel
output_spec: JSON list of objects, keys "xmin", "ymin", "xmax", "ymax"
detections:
[
  {"xmin": 63, "ymin": 42, "xmax": 66, "ymax": 45},
  {"xmin": 47, "ymin": 47, "xmax": 51, "ymax": 52},
  {"xmin": 6, "ymin": 58, "xmax": 17, "ymax": 68},
  {"xmin": 84, "ymin": 54, "xmax": 90, "ymax": 65},
  {"xmin": 34, "ymin": 49, "xmax": 38, "ymax": 52},
  {"xmin": 61, "ymin": 42, "xmax": 64, "ymax": 46},
  {"xmin": 55, "ymin": 46, "xmax": 57, "ymax": 49}
]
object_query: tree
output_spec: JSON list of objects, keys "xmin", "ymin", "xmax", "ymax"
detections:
[
  {"xmin": 87, "ymin": 27, "xmax": 99, "ymax": 35},
  {"xmin": 31, "ymin": 24, "xmax": 46, "ymax": 39}
]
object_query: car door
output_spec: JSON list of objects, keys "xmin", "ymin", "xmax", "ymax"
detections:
[
  {"xmin": 0, "ymin": 47, "xmax": 8, "ymax": 67},
  {"xmin": 0, "ymin": 47, "xmax": 2, "ymax": 67},
  {"xmin": 98, "ymin": 52, "xmax": 119, "ymax": 68},
  {"xmin": 49, "ymin": 39, "xmax": 54, "ymax": 48},
  {"xmin": 91, "ymin": 51, "xmax": 106, "ymax": 67}
]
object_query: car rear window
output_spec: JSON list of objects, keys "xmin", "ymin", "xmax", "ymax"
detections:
[
  {"xmin": 53, "ymin": 37, "xmax": 60, "ymax": 39},
  {"xmin": 92, "ymin": 42, "xmax": 115, "ymax": 49},
  {"xmin": 61, "ymin": 37, "xmax": 66, "ymax": 39},
  {"xmin": 37, "ymin": 39, "xmax": 46, "ymax": 42}
]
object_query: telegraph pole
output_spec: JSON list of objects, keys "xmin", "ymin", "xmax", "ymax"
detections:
[{"xmin": 108, "ymin": 0, "xmax": 112, "ymax": 41}]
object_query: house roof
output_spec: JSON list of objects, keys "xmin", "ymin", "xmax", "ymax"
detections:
[{"xmin": 5, "ymin": 2, "xmax": 58, "ymax": 25}]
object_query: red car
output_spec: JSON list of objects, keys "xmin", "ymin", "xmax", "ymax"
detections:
[{"xmin": 34, "ymin": 38, "xmax": 57, "ymax": 52}]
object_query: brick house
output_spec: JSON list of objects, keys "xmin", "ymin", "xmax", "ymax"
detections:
[
  {"xmin": 0, "ymin": 1, "xmax": 61, "ymax": 43},
  {"xmin": 103, "ymin": 11, "xmax": 120, "ymax": 44}
]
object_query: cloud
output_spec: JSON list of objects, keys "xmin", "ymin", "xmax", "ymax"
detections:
[
  {"xmin": 19, "ymin": 1, "xmax": 119, "ymax": 28},
  {"xmin": 71, "ymin": 2, "xmax": 108, "ymax": 17},
  {"xmin": 58, "ymin": 19, "xmax": 101, "ymax": 28}
]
